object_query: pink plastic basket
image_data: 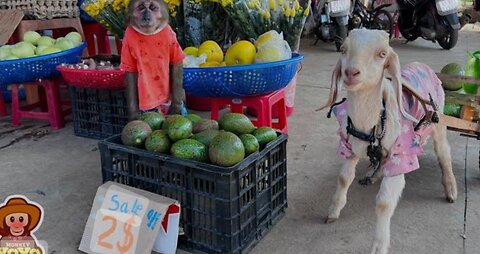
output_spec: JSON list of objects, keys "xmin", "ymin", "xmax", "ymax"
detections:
[{"xmin": 57, "ymin": 67, "xmax": 125, "ymax": 89}]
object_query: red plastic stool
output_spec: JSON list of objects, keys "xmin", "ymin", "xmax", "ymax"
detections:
[
  {"xmin": 0, "ymin": 92, "xmax": 7, "ymax": 116},
  {"xmin": 82, "ymin": 23, "xmax": 112, "ymax": 56},
  {"xmin": 210, "ymin": 89, "xmax": 288, "ymax": 133},
  {"xmin": 11, "ymin": 79, "xmax": 71, "ymax": 129}
]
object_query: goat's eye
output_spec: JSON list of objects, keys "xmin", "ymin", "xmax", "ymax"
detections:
[
  {"xmin": 340, "ymin": 47, "xmax": 346, "ymax": 54},
  {"xmin": 379, "ymin": 51, "xmax": 387, "ymax": 58}
]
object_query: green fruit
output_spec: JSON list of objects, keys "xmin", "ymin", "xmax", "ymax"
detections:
[
  {"xmin": 252, "ymin": 127, "xmax": 277, "ymax": 146},
  {"xmin": 219, "ymin": 113, "xmax": 255, "ymax": 135},
  {"xmin": 0, "ymin": 46, "xmax": 12, "ymax": 60},
  {"xmin": 162, "ymin": 114, "xmax": 183, "ymax": 129},
  {"xmin": 443, "ymin": 103, "xmax": 461, "ymax": 117},
  {"xmin": 36, "ymin": 36, "xmax": 55, "ymax": 47},
  {"xmin": 185, "ymin": 114, "xmax": 202, "ymax": 124},
  {"xmin": 139, "ymin": 112, "xmax": 165, "ymax": 130},
  {"xmin": 121, "ymin": 120, "xmax": 152, "ymax": 147},
  {"xmin": 239, "ymin": 134, "xmax": 259, "ymax": 155},
  {"xmin": 145, "ymin": 130, "xmax": 171, "ymax": 153},
  {"xmin": 23, "ymin": 31, "xmax": 41, "ymax": 45},
  {"xmin": 167, "ymin": 116, "xmax": 193, "ymax": 141},
  {"xmin": 192, "ymin": 129, "xmax": 220, "ymax": 147},
  {"xmin": 171, "ymin": 139, "xmax": 208, "ymax": 162},
  {"xmin": 40, "ymin": 47, "xmax": 61, "ymax": 55},
  {"xmin": 440, "ymin": 63, "xmax": 464, "ymax": 91},
  {"xmin": 65, "ymin": 32, "xmax": 82, "ymax": 45},
  {"xmin": 55, "ymin": 38, "xmax": 75, "ymax": 50},
  {"xmin": 209, "ymin": 131, "xmax": 245, "ymax": 167},
  {"xmin": 11, "ymin": 42, "xmax": 35, "ymax": 58},
  {"xmin": 192, "ymin": 119, "xmax": 219, "ymax": 133},
  {"xmin": 464, "ymin": 51, "xmax": 480, "ymax": 94}
]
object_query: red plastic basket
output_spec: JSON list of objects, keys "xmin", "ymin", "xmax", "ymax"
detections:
[{"xmin": 57, "ymin": 67, "xmax": 125, "ymax": 89}]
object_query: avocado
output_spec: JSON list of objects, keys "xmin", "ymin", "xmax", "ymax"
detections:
[
  {"xmin": 185, "ymin": 113, "xmax": 202, "ymax": 124},
  {"xmin": 139, "ymin": 112, "xmax": 165, "ymax": 130},
  {"xmin": 192, "ymin": 119, "xmax": 219, "ymax": 133},
  {"xmin": 209, "ymin": 131, "xmax": 245, "ymax": 167},
  {"xmin": 252, "ymin": 127, "xmax": 277, "ymax": 146},
  {"xmin": 239, "ymin": 134, "xmax": 259, "ymax": 155},
  {"xmin": 145, "ymin": 130, "xmax": 171, "ymax": 153},
  {"xmin": 219, "ymin": 113, "xmax": 255, "ymax": 135},
  {"xmin": 170, "ymin": 139, "xmax": 208, "ymax": 162},
  {"xmin": 121, "ymin": 120, "xmax": 152, "ymax": 147},
  {"xmin": 192, "ymin": 129, "xmax": 220, "ymax": 147},
  {"xmin": 167, "ymin": 116, "xmax": 193, "ymax": 141}
]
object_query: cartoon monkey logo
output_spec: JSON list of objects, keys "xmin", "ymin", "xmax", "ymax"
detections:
[{"xmin": 0, "ymin": 196, "xmax": 45, "ymax": 253}]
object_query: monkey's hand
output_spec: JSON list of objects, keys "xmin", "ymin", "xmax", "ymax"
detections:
[
  {"xmin": 126, "ymin": 72, "xmax": 140, "ymax": 121},
  {"xmin": 169, "ymin": 63, "xmax": 187, "ymax": 115}
]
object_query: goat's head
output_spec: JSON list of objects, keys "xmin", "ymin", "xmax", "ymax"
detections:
[{"xmin": 320, "ymin": 29, "xmax": 403, "ymax": 112}]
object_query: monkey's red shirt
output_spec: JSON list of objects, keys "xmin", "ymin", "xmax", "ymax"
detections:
[{"xmin": 120, "ymin": 25, "xmax": 185, "ymax": 110}]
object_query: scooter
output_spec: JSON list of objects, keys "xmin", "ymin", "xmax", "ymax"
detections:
[
  {"xmin": 396, "ymin": 0, "xmax": 461, "ymax": 49},
  {"xmin": 313, "ymin": 0, "xmax": 351, "ymax": 51}
]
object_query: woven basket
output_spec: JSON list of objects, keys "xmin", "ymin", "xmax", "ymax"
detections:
[{"xmin": 0, "ymin": 0, "xmax": 79, "ymax": 19}]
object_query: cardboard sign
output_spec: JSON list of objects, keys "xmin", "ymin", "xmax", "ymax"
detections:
[
  {"xmin": 79, "ymin": 182, "xmax": 180, "ymax": 254},
  {"xmin": 0, "ymin": 10, "xmax": 24, "ymax": 46}
]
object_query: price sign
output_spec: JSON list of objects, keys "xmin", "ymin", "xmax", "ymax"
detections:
[{"xmin": 79, "ymin": 182, "xmax": 180, "ymax": 254}]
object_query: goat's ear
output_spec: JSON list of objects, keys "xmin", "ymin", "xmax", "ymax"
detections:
[
  {"xmin": 318, "ymin": 58, "xmax": 342, "ymax": 111},
  {"xmin": 385, "ymin": 47, "xmax": 418, "ymax": 123}
]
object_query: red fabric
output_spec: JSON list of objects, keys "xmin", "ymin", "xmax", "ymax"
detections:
[{"xmin": 120, "ymin": 25, "xmax": 185, "ymax": 110}]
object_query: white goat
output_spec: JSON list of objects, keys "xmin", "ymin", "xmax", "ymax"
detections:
[{"xmin": 320, "ymin": 29, "xmax": 458, "ymax": 254}]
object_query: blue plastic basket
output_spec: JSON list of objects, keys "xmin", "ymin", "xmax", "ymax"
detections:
[
  {"xmin": 183, "ymin": 53, "xmax": 304, "ymax": 97},
  {"xmin": 0, "ymin": 43, "xmax": 86, "ymax": 87}
]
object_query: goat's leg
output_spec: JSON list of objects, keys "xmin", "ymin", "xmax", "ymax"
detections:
[
  {"xmin": 432, "ymin": 124, "xmax": 457, "ymax": 203},
  {"xmin": 370, "ymin": 174, "xmax": 405, "ymax": 254},
  {"xmin": 325, "ymin": 157, "xmax": 359, "ymax": 224}
]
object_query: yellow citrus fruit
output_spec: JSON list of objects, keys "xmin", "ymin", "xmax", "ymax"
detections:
[
  {"xmin": 197, "ymin": 41, "xmax": 223, "ymax": 63},
  {"xmin": 225, "ymin": 40, "xmax": 256, "ymax": 66},
  {"xmin": 255, "ymin": 30, "xmax": 283, "ymax": 49},
  {"xmin": 200, "ymin": 61, "xmax": 222, "ymax": 67},
  {"xmin": 183, "ymin": 46, "xmax": 198, "ymax": 56}
]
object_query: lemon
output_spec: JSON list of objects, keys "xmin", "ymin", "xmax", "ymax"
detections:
[
  {"xmin": 225, "ymin": 40, "xmax": 256, "ymax": 66},
  {"xmin": 184, "ymin": 46, "xmax": 198, "ymax": 56},
  {"xmin": 197, "ymin": 41, "xmax": 223, "ymax": 63},
  {"xmin": 255, "ymin": 30, "xmax": 283, "ymax": 49},
  {"xmin": 200, "ymin": 61, "xmax": 223, "ymax": 67}
]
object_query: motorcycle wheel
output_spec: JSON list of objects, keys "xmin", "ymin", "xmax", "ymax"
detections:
[
  {"xmin": 372, "ymin": 10, "xmax": 394, "ymax": 39},
  {"xmin": 398, "ymin": 15, "xmax": 419, "ymax": 41},
  {"xmin": 335, "ymin": 25, "xmax": 348, "ymax": 52},
  {"xmin": 438, "ymin": 28, "xmax": 458, "ymax": 50}
]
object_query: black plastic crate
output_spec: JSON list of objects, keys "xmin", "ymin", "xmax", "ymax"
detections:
[
  {"xmin": 99, "ymin": 134, "xmax": 288, "ymax": 254},
  {"xmin": 70, "ymin": 86, "xmax": 128, "ymax": 139}
]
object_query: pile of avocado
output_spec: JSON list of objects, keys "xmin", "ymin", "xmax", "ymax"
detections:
[{"xmin": 120, "ymin": 112, "xmax": 278, "ymax": 167}]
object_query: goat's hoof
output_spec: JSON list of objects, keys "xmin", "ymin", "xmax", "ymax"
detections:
[
  {"xmin": 325, "ymin": 217, "xmax": 337, "ymax": 224},
  {"xmin": 446, "ymin": 196, "xmax": 456, "ymax": 203}
]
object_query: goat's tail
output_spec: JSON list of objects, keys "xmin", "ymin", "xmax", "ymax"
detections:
[{"xmin": 317, "ymin": 59, "xmax": 343, "ymax": 112}]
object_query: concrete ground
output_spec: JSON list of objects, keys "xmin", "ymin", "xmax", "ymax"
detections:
[{"xmin": 1, "ymin": 24, "xmax": 480, "ymax": 254}]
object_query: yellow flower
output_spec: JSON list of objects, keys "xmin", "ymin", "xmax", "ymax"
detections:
[
  {"xmin": 123, "ymin": 0, "xmax": 130, "ymax": 7},
  {"xmin": 262, "ymin": 9, "xmax": 271, "ymax": 19},
  {"xmin": 247, "ymin": 0, "xmax": 255, "ymax": 8},
  {"xmin": 269, "ymin": 0, "xmax": 276, "ymax": 10},
  {"xmin": 303, "ymin": 6, "xmax": 310, "ymax": 16},
  {"xmin": 220, "ymin": 0, "xmax": 233, "ymax": 7},
  {"xmin": 291, "ymin": 8, "xmax": 296, "ymax": 17},
  {"xmin": 85, "ymin": 3, "xmax": 100, "ymax": 17},
  {"xmin": 294, "ymin": 0, "xmax": 300, "ymax": 10}
]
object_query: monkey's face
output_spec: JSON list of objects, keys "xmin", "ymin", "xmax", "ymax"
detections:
[{"xmin": 131, "ymin": 0, "xmax": 167, "ymax": 33}]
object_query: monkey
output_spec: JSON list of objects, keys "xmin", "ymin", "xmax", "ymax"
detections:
[{"xmin": 121, "ymin": 0, "xmax": 187, "ymax": 120}]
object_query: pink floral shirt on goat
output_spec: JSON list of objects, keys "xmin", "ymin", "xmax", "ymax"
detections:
[{"xmin": 333, "ymin": 62, "xmax": 444, "ymax": 177}]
